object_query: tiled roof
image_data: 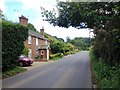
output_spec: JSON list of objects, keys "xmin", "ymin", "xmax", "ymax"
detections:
[{"xmin": 28, "ymin": 30, "xmax": 50, "ymax": 42}]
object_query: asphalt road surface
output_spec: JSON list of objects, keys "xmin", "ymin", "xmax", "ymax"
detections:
[{"xmin": 2, "ymin": 51, "xmax": 92, "ymax": 88}]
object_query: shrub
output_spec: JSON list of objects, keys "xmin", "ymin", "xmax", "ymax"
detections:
[
  {"xmin": 35, "ymin": 55, "xmax": 40, "ymax": 60},
  {"xmin": 22, "ymin": 46, "xmax": 29, "ymax": 56},
  {"xmin": 2, "ymin": 20, "xmax": 28, "ymax": 71},
  {"xmin": 50, "ymin": 53, "xmax": 64, "ymax": 59},
  {"xmin": 90, "ymin": 48, "xmax": 120, "ymax": 88}
]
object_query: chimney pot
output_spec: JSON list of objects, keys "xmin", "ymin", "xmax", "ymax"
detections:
[
  {"xmin": 19, "ymin": 15, "xmax": 28, "ymax": 26},
  {"xmin": 40, "ymin": 27, "xmax": 44, "ymax": 37}
]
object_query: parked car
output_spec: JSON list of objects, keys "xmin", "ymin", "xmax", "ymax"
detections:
[{"xmin": 19, "ymin": 55, "xmax": 33, "ymax": 66}]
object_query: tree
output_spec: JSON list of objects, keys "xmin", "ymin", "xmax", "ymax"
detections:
[
  {"xmin": 42, "ymin": 2, "xmax": 119, "ymax": 29},
  {"xmin": 53, "ymin": 36, "xmax": 64, "ymax": 42},
  {"xmin": 69, "ymin": 37, "xmax": 90, "ymax": 50},
  {"xmin": 27, "ymin": 23, "xmax": 37, "ymax": 32},
  {"xmin": 42, "ymin": 2, "xmax": 120, "ymax": 65}
]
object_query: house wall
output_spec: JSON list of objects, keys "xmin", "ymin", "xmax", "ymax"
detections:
[
  {"xmin": 19, "ymin": 15, "xmax": 50, "ymax": 61},
  {"xmin": 24, "ymin": 35, "xmax": 50, "ymax": 61},
  {"xmin": 24, "ymin": 36, "xmax": 37, "ymax": 60},
  {"xmin": 39, "ymin": 50, "xmax": 47, "ymax": 60}
]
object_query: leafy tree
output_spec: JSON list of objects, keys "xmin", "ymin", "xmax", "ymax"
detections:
[
  {"xmin": 53, "ymin": 36, "xmax": 64, "ymax": 42},
  {"xmin": 27, "ymin": 23, "xmax": 37, "ymax": 32},
  {"xmin": 69, "ymin": 37, "xmax": 90, "ymax": 50},
  {"xmin": 42, "ymin": 2, "xmax": 118, "ymax": 29},
  {"xmin": 42, "ymin": 2, "xmax": 120, "ymax": 65}
]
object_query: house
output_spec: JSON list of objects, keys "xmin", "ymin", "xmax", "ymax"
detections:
[{"xmin": 19, "ymin": 15, "xmax": 50, "ymax": 61}]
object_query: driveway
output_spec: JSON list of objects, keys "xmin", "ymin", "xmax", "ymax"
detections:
[{"xmin": 22, "ymin": 60, "xmax": 54, "ymax": 70}]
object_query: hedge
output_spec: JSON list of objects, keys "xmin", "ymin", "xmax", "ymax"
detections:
[{"xmin": 2, "ymin": 20, "xmax": 28, "ymax": 71}]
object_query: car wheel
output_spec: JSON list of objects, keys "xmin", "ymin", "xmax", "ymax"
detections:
[{"xmin": 19, "ymin": 62, "xmax": 24, "ymax": 67}]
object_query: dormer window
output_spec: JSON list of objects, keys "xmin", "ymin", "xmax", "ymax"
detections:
[{"xmin": 28, "ymin": 35, "xmax": 32, "ymax": 44}]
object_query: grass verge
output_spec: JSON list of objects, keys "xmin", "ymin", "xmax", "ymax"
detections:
[
  {"xmin": 2, "ymin": 66, "xmax": 27, "ymax": 79},
  {"xmin": 90, "ymin": 48, "xmax": 120, "ymax": 89}
]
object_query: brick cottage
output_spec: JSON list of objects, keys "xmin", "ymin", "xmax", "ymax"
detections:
[{"xmin": 19, "ymin": 15, "xmax": 50, "ymax": 61}]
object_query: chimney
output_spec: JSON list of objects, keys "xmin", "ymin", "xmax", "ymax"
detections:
[
  {"xmin": 19, "ymin": 15, "xmax": 28, "ymax": 26},
  {"xmin": 40, "ymin": 27, "xmax": 44, "ymax": 37}
]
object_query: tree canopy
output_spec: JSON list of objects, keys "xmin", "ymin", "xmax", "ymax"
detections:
[
  {"xmin": 42, "ymin": 2, "xmax": 120, "ymax": 29},
  {"xmin": 42, "ymin": 2, "xmax": 120, "ymax": 65}
]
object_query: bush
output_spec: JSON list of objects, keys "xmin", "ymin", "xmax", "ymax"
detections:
[
  {"xmin": 35, "ymin": 55, "xmax": 40, "ymax": 60},
  {"xmin": 90, "ymin": 48, "xmax": 120, "ymax": 88},
  {"xmin": 2, "ymin": 20, "xmax": 28, "ymax": 71},
  {"xmin": 50, "ymin": 53, "xmax": 64, "ymax": 60},
  {"xmin": 22, "ymin": 46, "xmax": 29, "ymax": 56}
]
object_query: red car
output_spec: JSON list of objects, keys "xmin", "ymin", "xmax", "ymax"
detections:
[{"xmin": 19, "ymin": 55, "xmax": 33, "ymax": 66}]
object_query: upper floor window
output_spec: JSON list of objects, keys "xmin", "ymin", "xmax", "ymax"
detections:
[
  {"xmin": 28, "ymin": 49, "xmax": 32, "ymax": 58},
  {"xmin": 45, "ymin": 40, "xmax": 47, "ymax": 45},
  {"xmin": 36, "ymin": 38, "xmax": 38, "ymax": 45},
  {"xmin": 28, "ymin": 35, "xmax": 32, "ymax": 44}
]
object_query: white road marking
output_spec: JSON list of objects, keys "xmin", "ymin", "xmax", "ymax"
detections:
[{"xmin": 57, "ymin": 66, "xmax": 65, "ymax": 71}]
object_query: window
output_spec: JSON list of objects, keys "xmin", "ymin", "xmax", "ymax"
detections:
[
  {"xmin": 45, "ymin": 40, "xmax": 47, "ymax": 45},
  {"xmin": 28, "ymin": 49, "xmax": 32, "ymax": 58},
  {"xmin": 41, "ymin": 50, "xmax": 44, "ymax": 55},
  {"xmin": 36, "ymin": 38, "xmax": 38, "ymax": 45},
  {"xmin": 28, "ymin": 35, "xmax": 32, "ymax": 44}
]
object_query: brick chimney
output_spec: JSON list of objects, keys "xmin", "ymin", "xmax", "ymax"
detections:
[
  {"xmin": 19, "ymin": 15, "xmax": 28, "ymax": 26},
  {"xmin": 40, "ymin": 27, "xmax": 44, "ymax": 37}
]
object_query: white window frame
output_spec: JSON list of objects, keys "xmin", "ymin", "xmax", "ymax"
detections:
[
  {"xmin": 45, "ymin": 40, "xmax": 47, "ymax": 45},
  {"xmin": 36, "ymin": 38, "xmax": 38, "ymax": 45},
  {"xmin": 28, "ymin": 35, "xmax": 32, "ymax": 44},
  {"xmin": 28, "ymin": 49, "xmax": 32, "ymax": 58},
  {"xmin": 41, "ymin": 50, "xmax": 44, "ymax": 55}
]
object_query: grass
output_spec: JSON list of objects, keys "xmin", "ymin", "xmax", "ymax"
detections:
[
  {"xmin": 2, "ymin": 66, "xmax": 27, "ymax": 79},
  {"xmin": 51, "ymin": 56, "xmax": 61, "ymax": 61},
  {"xmin": 90, "ymin": 48, "xmax": 120, "ymax": 89}
]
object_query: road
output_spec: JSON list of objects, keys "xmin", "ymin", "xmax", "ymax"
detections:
[{"xmin": 2, "ymin": 51, "xmax": 92, "ymax": 88}]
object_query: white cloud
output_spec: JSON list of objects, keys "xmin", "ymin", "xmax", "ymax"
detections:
[
  {"xmin": 33, "ymin": 17, "xmax": 93, "ymax": 41},
  {"xmin": 7, "ymin": 0, "xmax": 93, "ymax": 40},
  {"xmin": 0, "ymin": 0, "xmax": 7, "ymax": 14},
  {"xmin": 20, "ymin": 0, "xmax": 57, "ymax": 12}
]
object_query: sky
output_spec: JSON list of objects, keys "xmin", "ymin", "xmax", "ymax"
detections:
[{"xmin": 1, "ymin": 0, "xmax": 93, "ymax": 41}]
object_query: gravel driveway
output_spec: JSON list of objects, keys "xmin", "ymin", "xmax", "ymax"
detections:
[{"xmin": 22, "ymin": 60, "xmax": 54, "ymax": 70}]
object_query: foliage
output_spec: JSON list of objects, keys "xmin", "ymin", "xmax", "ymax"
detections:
[
  {"xmin": 2, "ymin": 66, "xmax": 27, "ymax": 79},
  {"xmin": 0, "ymin": 9, "xmax": 5, "ymax": 20},
  {"xmin": 90, "ymin": 48, "xmax": 120, "ymax": 88},
  {"xmin": 44, "ymin": 33, "xmax": 76, "ymax": 55},
  {"xmin": 35, "ymin": 55, "xmax": 40, "ymax": 60},
  {"xmin": 42, "ymin": 2, "xmax": 120, "ymax": 65},
  {"xmin": 93, "ymin": 15, "xmax": 120, "ymax": 65},
  {"xmin": 50, "ymin": 53, "xmax": 64, "ymax": 60},
  {"xmin": 53, "ymin": 36, "xmax": 64, "ymax": 42},
  {"xmin": 27, "ymin": 23, "xmax": 37, "ymax": 32},
  {"xmin": 22, "ymin": 46, "xmax": 29, "ymax": 56},
  {"xmin": 2, "ymin": 20, "xmax": 28, "ymax": 71},
  {"xmin": 42, "ymin": 2, "xmax": 119, "ymax": 29},
  {"xmin": 69, "ymin": 37, "xmax": 90, "ymax": 50}
]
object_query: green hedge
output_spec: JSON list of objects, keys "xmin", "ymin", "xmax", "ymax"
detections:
[
  {"xmin": 90, "ymin": 48, "xmax": 120, "ymax": 89},
  {"xmin": 50, "ymin": 53, "xmax": 64, "ymax": 60},
  {"xmin": 2, "ymin": 20, "xmax": 28, "ymax": 71}
]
